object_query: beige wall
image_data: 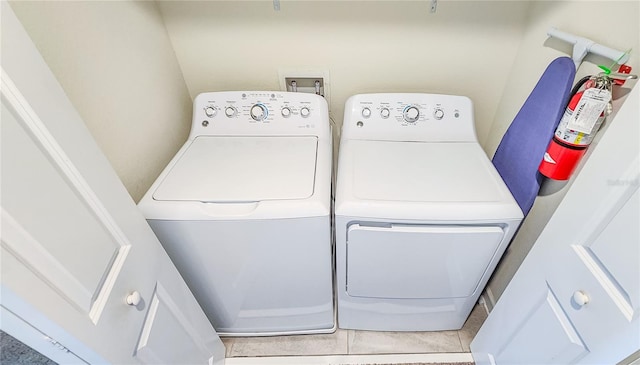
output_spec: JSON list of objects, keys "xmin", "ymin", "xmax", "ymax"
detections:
[
  {"xmin": 9, "ymin": 0, "xmax": 531, "ymax": 199},
  {"xmin": 156, "ymin": 1, "xmax": 531, "ymax": 149},
  {"xmin": 484, "ymin": 0, "xmax": 640, "ymax": 305},
  {"xmin": 9, "ymin": 1, "xmax": 192, "ymax": 202}
]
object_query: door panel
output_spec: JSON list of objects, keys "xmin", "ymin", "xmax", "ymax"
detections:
[
  {"xmin": 494, "ymin": 285, "xmax": 588, "ymax": 364},
  {"xmin": 547, "ymin": 188, "xmax": 639, "ymax": 342},
  {"xmin": 134, "ymin": 283, "xmax": 218, "ymax": 364},
  {"xmin": 583, "ymin": 188, "xmax": 639, "ymax": 318},
  {"xmin": 1, "ymin": 103, "xmax": 126, "ymax": 318}
]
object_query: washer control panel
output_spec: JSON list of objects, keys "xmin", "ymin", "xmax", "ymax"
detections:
[
  {"xmin": 342, "ymin": 93, "xmax": 476, "ymax": 142},
  {"xmin": 190, "ymin": 91, "xmax": 329, "ymax": 138}
]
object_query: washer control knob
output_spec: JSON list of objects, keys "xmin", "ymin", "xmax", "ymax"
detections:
[
  {"xmin": 225, "ymin": 106, "xmax": 237, "ymax": 118},
  {"xmin": 380, "ymin": 108, "xmax": 391, "ymax": 119},
  {"xmin": 281, "ymin": 107, "xmax": 292, "ymax": 118},
  {"xmin": 362, "ymin": 107, "xmax": 371, "ymax": 118},
  {"xmin": 250, "ymin": 104, "xmax": 268, "ymax": 121},
  {"xmin": 300, "ymin": 107, "xmax": 311, "ymax": 118},
  {"xmin": 204, "ymin": 106, "xmax": 216, "ymax": 117},
  {"xmin": 433, "ymin": 108, "xmax": 445, "ymax": 120},
  {"xmin": 403, "ymin": 105, "xmax": 420, "ymax": 123}
]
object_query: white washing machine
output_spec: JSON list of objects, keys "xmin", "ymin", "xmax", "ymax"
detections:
[
  {"xmin": 335, "ymin": 93, "xmax": 523, "ymax": 331},
  {"xmin": 139, "ymin": 91, "xmax": 334, "ymax": 336}
]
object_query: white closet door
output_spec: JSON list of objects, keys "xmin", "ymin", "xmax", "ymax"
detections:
[
  {"xmin": 471, "ymin": 84, "xmax": 639, "ymax": 365},
  {"xmin": 0, "ymin": 4, "xmax": 224, "ymax": 364}
]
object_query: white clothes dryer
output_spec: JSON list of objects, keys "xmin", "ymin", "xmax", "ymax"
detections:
[
  {"xmin": 335, "ymin": 93, "xmax": 523, "ymax": 331},
  {"xmin": 139, "ymin": 91, "xmax": 334, "ymax": 336}
]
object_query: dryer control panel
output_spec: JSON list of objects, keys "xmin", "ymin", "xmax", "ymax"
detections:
[
  {"xmin": 342, "ymin": 93, "xmax": 476, "ymax": 142},
  {"xmin": 190, "ymin": 91, "xmax": 330, "ymax": 139}
]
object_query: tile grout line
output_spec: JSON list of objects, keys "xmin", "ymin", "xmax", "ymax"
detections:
[{"xmin": 456, "ymin": 330, "xmax": 464, "ymax": 353}]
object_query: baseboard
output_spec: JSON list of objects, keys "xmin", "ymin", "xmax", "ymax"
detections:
[
  {"xmin": 480, "ymin": 288, "xmax": 496, "ymax": 313},
  {"xmin": 225, "ymin": 353, "xmax": 474, "ymax": 365}
]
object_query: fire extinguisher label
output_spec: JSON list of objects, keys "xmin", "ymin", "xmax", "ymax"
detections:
[
  {"xmin": 555, "ymin": 106, "xmax": 605, "ymax": 146},
  {"xmin": 567, "ymin": 88, "xmax": 611, "ymax": 134}
]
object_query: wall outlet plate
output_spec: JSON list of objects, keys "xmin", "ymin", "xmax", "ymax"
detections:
[{"xmin": 278, "ymin": 69, "xmax": 331, "ymax": 111}]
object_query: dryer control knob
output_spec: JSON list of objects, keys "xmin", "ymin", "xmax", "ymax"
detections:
[
  {"xmin": 250, "ymin": 104, "xmax": 268, "ymax": 121},
  {"xmin": 300, "ymin": 107, "xmax": 311, "ymax": 118},
  {"xmin": 225, "ymin": 106, "xmax": 237, "ymax": 118},
  {"xmin": 204, "ymin": 106, "xmax": 216, "ymax": 117},
  {"xmin": 403, "ymin": 105, "xmax": 420, "ymax": 123},
  {"xmin": 380, "ymin": 108, "xmax": 390, "ymax": 119},
  {"xmin": 281, "ymin": 107, "xmax": 292, "ymax": 118},
  {"xmin": 433, "ymin": 108, "xmax": 445, "ymax": 120},
  {"xmin": 362, "ymin": 107, "xmax": 371, "ymax": 118}
]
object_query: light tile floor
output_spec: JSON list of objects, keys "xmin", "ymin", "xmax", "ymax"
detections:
[{"xmin": 222, "ymin": 304, "xmax": 487, "ymax": 358}]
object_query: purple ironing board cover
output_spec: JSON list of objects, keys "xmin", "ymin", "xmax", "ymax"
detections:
[{"xmin": 492, "ymin": 57, "xmax": 576, "ymax": 216}]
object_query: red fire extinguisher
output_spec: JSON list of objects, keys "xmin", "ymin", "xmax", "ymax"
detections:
[{"xmin": 539, "ymin": 67, "xmax": 636, "ymax": 180}]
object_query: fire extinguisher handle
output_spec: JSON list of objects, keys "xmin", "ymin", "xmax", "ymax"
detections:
[
  {"xmin": 608, "ymin": 72, "xmax": 638, "ymax": 81},
  {"xmin": 570, "ymin": 76, "xmax": 592, "ymax": 97}
]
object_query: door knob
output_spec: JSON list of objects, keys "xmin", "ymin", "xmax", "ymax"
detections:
[
  {"xmin": 126, "ymin": 291, "xmax": 141, "ymax": 306},
  {"xmin": 572, "ymin": 290, "xmax": 590, "ymax": 307}
]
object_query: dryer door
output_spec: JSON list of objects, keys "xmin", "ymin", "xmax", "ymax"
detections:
[{"xmin": 346, "ymin": 224, "xmax": 504, "ymax": 299}]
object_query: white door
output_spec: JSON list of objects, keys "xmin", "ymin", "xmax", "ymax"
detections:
[
  {"xmin": 471, "ymin": 84, "xmax": 639, "ymax": 364},
  {"xmin": 0, "ymin": 4, "xmax": 225, "ymax": 364}
]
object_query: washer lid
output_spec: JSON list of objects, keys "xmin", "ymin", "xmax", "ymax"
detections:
[
  {"xmin": 352, "ymin": 140, "xmax": 508, "ymax": 203},
  {"xmin": 153, "ymin": 136, "xmax": 318, "ymax": 202}
]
